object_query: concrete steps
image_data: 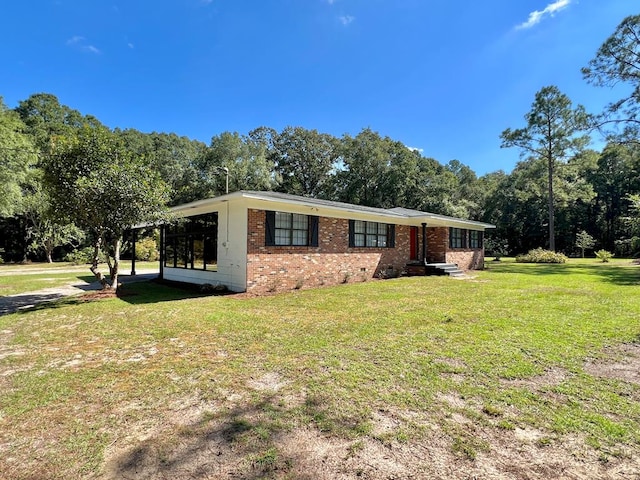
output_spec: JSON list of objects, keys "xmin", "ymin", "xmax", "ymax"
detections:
[
  {"xmin": 426, "ymin": 263, "xmax": 465, "ymax": 277},
  {"xmin": 405, "ymin": 262, "xmax": 465, "ymax": 277}
]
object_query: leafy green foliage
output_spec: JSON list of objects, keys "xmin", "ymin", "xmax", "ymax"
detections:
[
  {"xmin": 197, "ymin": 131, "xmax": 275, "ymax": 200},
  {"xmin": 0, "ymin": 98, "xmax": 38, "ymax": 217},
  {"xmin": 44, "ymin": 125, "xmax": 169, "ymax": 287},
  {"xmin": 64, "ymin": 247, "xmax": 106, "ymax": 265},
  {"xmin": 501, "ymin": 86, "xmax": 591, "ymax": 252},
  {"xmin": 134, "ymin": 237, "xmax": 159, "ymax": 261},
  {"xmin": 484, "ymin": 236, "xmax": 509, "ymax": 259},
  {"xmin": 582, "ymin": 14, "xmax": 640, "ymax": 142},
  {"xmin": 595, "ymin": 249, "xmax": 614, "ymax": 262},
  {"xmin": 271, "ymin": 126, "xmax": 340, "ymax": 198},
  {"xmin": 516, "ymin": 248, "xmax": 568, "ymax": 263},
  {"xmin": 575, "ymin": 230, "xmax": 596, "ymax": 258}
]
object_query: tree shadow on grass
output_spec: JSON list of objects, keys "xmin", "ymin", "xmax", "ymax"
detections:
[
  {"xmin": 104, "ymin": 394, "xmax": 349, "ymax": 480},
  {"xmin": 114, "ymin": 279, "xmax": 228, "ymax": 306},
  {"xmin": 488, "ymin": 262, "xmax": 640, "ymax": 286},
  {"xmin": 0, "ymin": 275, "xmax": 97, "ymax": 316},
  {"xmin": 3, "ymin": 277, "xmax": 214, "ymax": 316}
]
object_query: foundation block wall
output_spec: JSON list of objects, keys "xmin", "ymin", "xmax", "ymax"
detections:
[{"xmin": 247, "ymin": 209, "xmax": 410, "ymax": 293}]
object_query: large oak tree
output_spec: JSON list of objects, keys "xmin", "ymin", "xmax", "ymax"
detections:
[{"xmin": 45, "ymin": 125, "xmax": 169, "ymax": 289}]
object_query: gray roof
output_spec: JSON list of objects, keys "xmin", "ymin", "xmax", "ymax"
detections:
[
  {"xmin": 240, "ymin": 190, "xmax": 407, "ymax": 218},
  {"xmin": 170, "ymin": 190, "xmax": 495, "ymax": 229},
  {"xmin": 388, "ymin": 207, "xmax": 495, "ymax": 228}
]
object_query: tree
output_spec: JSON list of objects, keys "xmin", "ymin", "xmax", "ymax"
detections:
[
  {"xmin": 271, "ymin": 126, "xmax": 339, "ymax": 198},
  {"xmin": 0, "ymin": 98, "xmax": 38, "ymax": 217},
  {"xmin": 575, "ymin": 230, "xmax": 596, "ymax": 258},
  {"xmin": 45, "ymin": 125, "xmax": 169, "ymax": 289},
  {"xmin": 582, "ymin": 15, "xmax": 640, "ymax": 142},
  {"xmin": 483, "ymin": 158, "xmax": 550, "ymax": 253},
  {"xmin": 337, "ymin": 128, "xmax": 396, "ymax": 207},
  {"xmin": 588, "ymin": 144, "xmax": 640, "ymax": 249},
  {"xmin": 625, "ymin": 194, "xmax": 640, "ymax": 256},
  {"xmin": 15, "ymin": 93, "xmax": 100, "ymax": 153},
  {"xmin": 22, "ymin": 181, "xmax": 84, "ymax": 263},
  {"xmin": 198, "ymin": 131, "xmax": 275, "ymax": 198},
  {"xmin": 117, "ymin": 129, "xmax": 208, "ymax": 205},
  {"xmin": 501, "ymin": 86, "xmax": 591, "ymax": 251}
]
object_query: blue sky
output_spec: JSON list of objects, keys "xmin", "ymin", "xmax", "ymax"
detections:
[{"xmin": 1, "ymin": 1, "xmax": 636, "ymax": 175}]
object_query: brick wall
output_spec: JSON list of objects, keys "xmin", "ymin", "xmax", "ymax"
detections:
[
  {"xmin": 425, "ymin": 227, "xmax": 447, "ymax": 263},
  {"xmin": 422, "ymin": 226, "xmax": 485, "ymax": 270},
  {"xmin": 247, "ymin": 209, "xmax": 410, "ymax": 293},
  {"xmin": 446, "ymin": 250, "xmax": 484, "ymax": 270}
]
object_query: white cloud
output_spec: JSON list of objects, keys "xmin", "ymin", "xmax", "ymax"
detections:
[
  {"xmin": 66, "ymin": 36, "xmax": 101, "ymax": 54},
  {"xmin": 406, "ymin": 146, "xmax": 424, "ymax": 154},
  {"xmin": 66, "ymin": 36, "xmax": 84, "ymax": 46},
  {"xmin": 339, "ymin": 15, "xmax": 354, "ymax": 26},
  {"xmin": 516, "ymin": 0, "xmax": 570, "ymax": 30}
]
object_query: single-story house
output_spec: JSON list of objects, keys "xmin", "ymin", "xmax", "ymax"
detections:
[{"xmin": 156, "ymin": 190, "xmax": 495, "ymax": 293}]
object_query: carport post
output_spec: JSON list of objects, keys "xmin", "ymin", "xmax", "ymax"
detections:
[{"xmin": 421, "ymin": 222, "xmax": 427, "ymax": 265}]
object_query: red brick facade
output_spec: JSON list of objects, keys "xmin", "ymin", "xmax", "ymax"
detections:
[
  {"xmin": 424, "ymin": 226, "xmax": 485, "ymax": 270},
  {"xmin": 247, "ymin": 209, "xmax": 410, "ymax": 293},
  {"xmin": 425, "ymin": 227, "xmax": 447, "ymax": 263}
]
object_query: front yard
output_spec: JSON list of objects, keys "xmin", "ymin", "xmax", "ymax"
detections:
[{"xmin": 0, "ymin": 259, "xmax": 639, "ymax": 479}]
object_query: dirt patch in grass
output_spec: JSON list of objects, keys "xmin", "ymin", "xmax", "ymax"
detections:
[
  {"xmin": 501, "ymin": 367, "xmax": 569, "ymax": 390},
  {"xmin": 585, "ymin": 343, "xmax": 640, "ymax": 386},
  {"xmin": 97, "ymin": 396, "xmax": 638, "ymax": 480},
  {"xmin": 80, "ymin": 289, "xmax": 137, "ymax": 301},
  {"xmin": 246, "ymin": 372, "xmax": 288, "ymax": 392}
]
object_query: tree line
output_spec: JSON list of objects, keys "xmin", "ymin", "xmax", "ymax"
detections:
[{"xmin": 1, "ymin": 14, "xmax": 639, "ymax": 281}]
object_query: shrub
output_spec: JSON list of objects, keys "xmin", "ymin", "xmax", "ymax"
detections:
[
  {"xmin": 595, "ymin": 249, "xmax": 614, "ymax": 263},
  {"xmin": 65, "ymin": 247, "xmax": 106, "ymax": 265},
  {"xmin": 485, "ymin": 237, "xmax": 509, "ymax": 261},
  {"xmin": 135, "ymin": 237, "xmax": 160, "ymax": 261},
  {"xmin": 515, "ymin": 248, "xmax": 568, "ymax": 264}
]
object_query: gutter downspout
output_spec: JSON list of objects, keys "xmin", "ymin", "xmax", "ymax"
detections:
[{"xmin": 130, "ymin": 229, "xmax": 137, "ymax": 276}]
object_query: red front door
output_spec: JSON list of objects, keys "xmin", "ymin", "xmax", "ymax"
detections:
[{"xmin": 410, "ymin": 226, "xmax": 419, "ymax": 261}]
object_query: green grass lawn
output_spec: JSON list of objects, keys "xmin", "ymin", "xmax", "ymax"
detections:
[{"xmin": 0, "ymin": 258, "xmax": 639, "ymax": 479}]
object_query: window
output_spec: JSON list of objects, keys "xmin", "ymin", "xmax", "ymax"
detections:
[
  {"xmin": 449, "ymin": 228, "xmax": 466, "ymax": 249},
  {"xmin": 266, "ymin": 211, "xmax": 319, "ymax": 247},
  {"xmin": 469, "ymin": 230, "xmax": 483, "ymax": 249},
  {"xmin": 164, "ymin": 212, "xmax": 218, "ymax": 270},
  {"xmin": 349, "ymin": 220, "xmax": 395, "ymax": 248}
]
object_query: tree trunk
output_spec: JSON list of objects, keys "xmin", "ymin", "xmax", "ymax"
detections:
[
  {"xmin": 45, "ymin": 239, "xmax": 53, "ymax": 263},
  {"xmin": 110, "ymin": 238, "xmax": 121, "ymax": 291},
  {"xmin": 89, "ymin": 237, "xmax": 111, "ymax": 289}
]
